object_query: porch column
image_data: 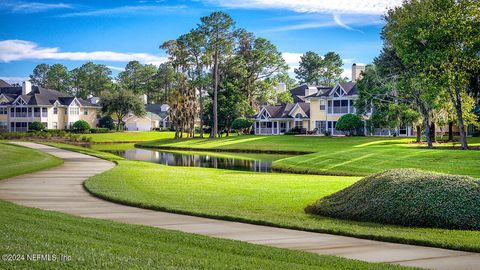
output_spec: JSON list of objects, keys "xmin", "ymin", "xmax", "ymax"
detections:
[
  {"xmin": 271, "ymin": 122, "xmax": 274, "ymax": 135},
  {"xmin": 277, "ymin": 121, "xmax": 279, "ymax": 134}
]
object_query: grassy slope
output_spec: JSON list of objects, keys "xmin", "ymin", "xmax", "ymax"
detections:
[
  {"xmin": 0, "ymin": 142, "xmax": 63, "ymax": 179},
  {"xmin": 139, "ymin": 136, "xmax": 480, "ymax": 177},
  {"xmin": 47, "ymin": 143, "xmax": 480, "ymax": 253},
  {"xmin": 85, "ymin": 131, "xmax": 174, "ymax": 143},
  {"xmin": 0, "ymin": 143, "xmax": 411, "ymax": 269}
]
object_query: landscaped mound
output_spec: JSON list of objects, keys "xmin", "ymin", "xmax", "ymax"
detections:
[{"xmin": 305, "ymin": 169, "xmax": 480, "ymax": 230}]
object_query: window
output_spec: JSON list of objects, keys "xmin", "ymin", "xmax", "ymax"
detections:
[
  {"xmin": 0, "ymin": 107, "xmax": 7, "ymax": 114},
  {"xmin": 69, "ymin": 122, "xmax": 74, "ymax": 129},
  {"xmin": 15, "ymin": 107, "xmax": 28, "ymax": 117},
  {"xmin": 319, "ymin": 100, "xmax": 325, "ymax": 110},
  {"xmin": 41, "ymin": 108, "xmax": 47, "ymax": 117},
  {"xmin": 349, "ymin": 100, "xmax": 355, "ymax": 113},
  {"xmin": 315, "ymin": 121, "xmax": 326, "ymax": 133},
  {"xmin": 295, "ymin": 120, "xmax": 303, "ymax": 129},
  {"xmin": 53, "ymin": 108, "xmax": 58, "ymax": 114},
  {"xmin": 34, "ymin": 108, "xmax": 40, "ymax": 117},
  {"xmin": 69, "ymin": 107, "xmax": 79, "ymax": 115},
  {"xmin": 328, "ymin": 100, "xmax": 349, "ymax": 114},
  {"xmin": 65, "ymin": 108, "xmax": 68, "ymax": 115},
  {"xmin": 84, "ymin": 108, "xmax": 88, "ymax": 115},
  {"xmin": 0, "ymin": 122, "xmax": 7, "ymax": 131},
  {"xmin": 52, "ymin": 122, "xmax": 58, "ymax": 129}
]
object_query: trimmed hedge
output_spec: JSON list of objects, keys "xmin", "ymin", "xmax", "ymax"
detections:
[
  {"xmin": 72, "ymin": 120, "xmax": 90, "ymax": 134},
  {"xmin": 90, "ymin": 128, "xmax": 110, "ymax": 133},
  {"xmin": 305, "ymin": 169, "xmax": 480, "ymax": 230}
]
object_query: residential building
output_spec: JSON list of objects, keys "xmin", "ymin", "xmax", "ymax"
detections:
[
  {"xmin": 123, "ymin": 96, "xmax": 170, "ymax": 131},
  {"xmin": 0, "ymin": 80, "xmax": 100, "ymax": 132}
]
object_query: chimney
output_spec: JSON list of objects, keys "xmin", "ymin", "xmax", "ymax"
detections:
[
  {"xmin": 351, "ymin": 63, "xmax": 365, "ymax": 82},
  {"xmin": 22, "ymin": 81, "xmax": 32, "ymax": 95},
  {"xmin": 141, "ymin": 94, "xmax": 148, "ymax": 104}
]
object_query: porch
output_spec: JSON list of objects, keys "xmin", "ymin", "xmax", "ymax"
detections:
[{"xmin": 254, "ymin": 121, "xmax": 291, "ymax": 135}]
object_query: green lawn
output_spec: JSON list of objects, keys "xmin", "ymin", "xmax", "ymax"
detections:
[
  {"xmin": 0, "ymin": 142, "xmax": 63, "ymax": 179},
  {"xmin": 0, "ymin": 143, "xmax": 412, "ymax": 269},
  {"xmin": 139, "ymin": 136, "xmax": 480, "ymax": 177},
  {"xmin": 47, "ymin": 143, "xmax": 480, "ymax": 253},
  {"xmin": 85, "ymin": 131, "xmax": 175, "ymax": 143}
]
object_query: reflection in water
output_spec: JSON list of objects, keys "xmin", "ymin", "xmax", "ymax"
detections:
[{"xmin": 110, "ymin": 148, "xmax": 273, "ymax": 172}]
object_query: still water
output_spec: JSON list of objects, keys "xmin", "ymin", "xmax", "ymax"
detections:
[{"xmin": 109, "ymin": 148, "xmax": 274, "ymax": 172}]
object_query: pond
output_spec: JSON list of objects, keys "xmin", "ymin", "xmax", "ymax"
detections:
[{"xmin": 105, "ymin": 147, "xmax": 290, "ymax": 172}]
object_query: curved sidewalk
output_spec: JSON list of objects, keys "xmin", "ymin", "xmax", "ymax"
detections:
[{"xmin": 0, "ymin": 142, "xmax": 479, "ymax": 270}]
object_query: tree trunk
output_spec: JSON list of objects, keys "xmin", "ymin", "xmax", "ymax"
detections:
[
  {"xmin": 429, "ymin": 122, "xmax": 436, "ymax": 143},
  {"xmin": 424, "ymin": 116, "xmax": 433, "ymax": 149},
  {"xmin": 448, "ymin": 122, "xmax": 453, "ymax": 141},
  {"xmin": 199, "ymin": 85, "xmax": 204, "ymax": 138},
  {"xmin": 456, "ymin": 108, "xmax": 468, "ymax": 150},
  {"xmin": 211, "ymin": 50, "xmax": 219, "ymax": 139},
  {"xmin": 416, "ymin": 126, "xmax": 421, "ymax": 143}
]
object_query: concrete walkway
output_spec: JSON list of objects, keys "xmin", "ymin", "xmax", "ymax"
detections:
[{"xmin": 1, "ymin": 142, "xmax": 479, "ymax": 270}]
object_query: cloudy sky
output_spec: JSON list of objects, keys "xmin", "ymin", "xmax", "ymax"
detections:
[{"xmin": 0, "ymin": 0, "xmax": 402, "ymax": 84}]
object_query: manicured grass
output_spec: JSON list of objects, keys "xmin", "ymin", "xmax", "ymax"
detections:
[
  {"xmin": 139, "ymin": 136, "xmax": 480, "ymax": 177},
  {"xmin": 46, "ymin": 143, "xmax": 480, "ymax": 253},
  {"xmin": 0, "ymin": 143, "xmax": 412, "ymax": 269},
  {"xmin": 0, "ymin": 142, "xmax": 63, "ymax": 180},
  {"xmin": 85, "ymin": 131, "xmax": 175, "ymax": 143},
  {"xmin": 1, "ymin": 200, "xmax": 417, "ymax": 270}
]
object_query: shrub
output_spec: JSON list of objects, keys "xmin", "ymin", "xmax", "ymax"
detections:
[
  {"xmin": 29, "ymin": 121, "xmax": 45, "ymax": 131},
  {"xmin": 284, "ymin": 126, "xmax": 301, "ymax": 135},
  {"xmin": 90, "ymin": 128, "xmax": 110, "ymax": 133},
  {"xmin": 335, "ymin": 114, "xmax": 363, "ymax": 136},
  {"xmin": 232, "ymin": 117, "xmax": 254, "ymax": 135},
  {"xmin": 72, "ymin": 120, "xmax": 91, "ymax": 134},
  {"xmin": 305, "ymin": 169, "xmax": 480, "ymax": 230},
  {"xmin": 98, "ymin": 115, "xmax": 115, "ymax": 130}
]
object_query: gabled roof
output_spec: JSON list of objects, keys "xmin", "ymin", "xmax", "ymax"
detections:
[
  {"xmin": 305, "ymin": 82, "xmax": 358, "ymax": 98},
  {"xmin": 0, "ymin": 79, "xmax": 11, "ymax": 88},
  {"xmin": 145, "ymin": 104, "xmax": 169, "ymax": 119},
  {"xmin": 254, "ymin": 102, "xmax": 310, "ymax": 119},
  {"xmin": 0, "ymin": 84, "xmax": 99, "ymax": 107}
]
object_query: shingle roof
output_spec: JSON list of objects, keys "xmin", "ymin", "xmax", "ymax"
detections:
[
  {"xmin": 0, "ymin": 85, "xmax": 99, "ymax": 107},
  {"xmin": 254, "ymin": 102, "xmax": 310, "ymax": 119},
  {"xmin": 0, "ymin": 79, "xmax": 11, "ymax": 88},
  {"xmin": 145, "ymin": 104, "xmax": 169, "ymax": 119}
]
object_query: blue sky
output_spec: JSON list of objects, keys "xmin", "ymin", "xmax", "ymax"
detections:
[{"xmin": 0, "ymin": 0, "xmax": 402, "ymax": 84}]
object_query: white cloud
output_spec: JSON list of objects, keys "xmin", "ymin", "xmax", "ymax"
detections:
[
  {"xmin": 0, "ymin": 40, "xmax": 167, "ymax": 65},
  {"xmin": 107, "ymin": 66, "xmax": 125, "ymax": 72},
  {"xmin": 205, "ymin": 0, "xmax": 402, "ymax": 15},
  {"xmin": 0, "ymin": 76, "xmax": 29, "ymax": 84},
  {"xmin": 0, "ymin": 1, "xmax": 72, "ymax": 13},
  {"xmin": 59, "ymin": 4, "xmax": 187, "ymax": 17}
]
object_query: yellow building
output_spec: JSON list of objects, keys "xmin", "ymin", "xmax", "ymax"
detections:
[
  {"xmin": 253, "ymin": 81, "xmax": 414, "ymax": 136},
  {"xmin": 0, "ymin": 80, "xmax": 100, "ymax": 132}
]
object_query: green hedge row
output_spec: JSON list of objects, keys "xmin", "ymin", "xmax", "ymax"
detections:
[{"xmin": 306, "ymin": 169, "xmax": 480, "ymax": 230}]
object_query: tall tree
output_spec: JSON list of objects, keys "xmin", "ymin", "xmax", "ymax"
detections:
[
  {"xmin": 70, "ymin": 62, "xmax": 113, "ymax": 99},
  {"xmin": 197, "ymin": 11, "xmax": 235, "ymax": 138},
  {"xmin": 117, "ymin": 61, "xmax": 158, "ymax": 101},
  {"xmin": 384, "ymin": 0, "xmax": 480, "ymax": 149},
  {"xmin": 100, "ymin": 89, "xmax": 146, "ymax": 131},
  {"xmin": 321, "ymin": 52, "xmax": 343, "ymax": 87},
  {"xmin": 236, "ymin": 30, "xmax": 288, "ymax": 109},
  {"xmin": 156, "ymin": 63, "xmax": 176, "ymax": 103},
  {"xmin": 29, "ymin": 63, "xmax": 49, "ymax": 87},
  {"xmin": 45, "ymin": 64, "xmax": 70, "ymax": 93},
  {"xmin": 294, "ymin": 51, "xmax": 323, "ymax": 85}
]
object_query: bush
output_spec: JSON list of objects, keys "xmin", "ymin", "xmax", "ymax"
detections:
[
  {"xmin": 98, "ymin": 115, "xmax": 115, "ymax": 130},
  {"xmin": 29, "ymin": 121, "xmax": 45, "ymax": 131},
  {"xmin": 72, "ymin": 120, "xmax": 91, "ymax": 134},
  {"xmin": 335, "ymin": 114, "xmax": 363, "ymax": 136},
  {"xmin": 90, "ymin": 128, "xmax": 110, "ymax": 133},
  {"xmin": 232, "ymin": 117, "xmax": 254, "ymax": 135},
  {"xmin": 305, "ymin": 169, "xmax": 480, "ymax": 230},
  {"xmin": 284, "ymin": 126, "xmax": 301, "ymax": 135}
]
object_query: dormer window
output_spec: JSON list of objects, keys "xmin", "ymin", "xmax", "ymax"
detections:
[{"xmin": 14, "ymin": 97, "xmax": 27, "ymax": 106}]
